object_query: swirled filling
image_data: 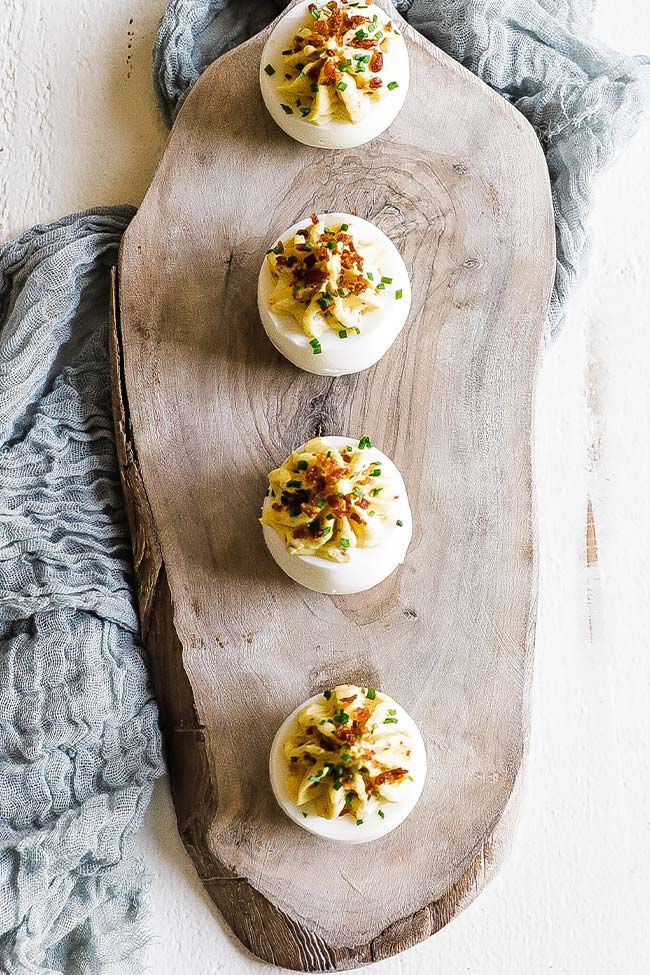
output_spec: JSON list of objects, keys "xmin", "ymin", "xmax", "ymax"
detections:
[
  {"xmin": 266, "ymin": 215, "xmax": 395, "ymax": 348},
  {"xmin": 260, "ymin": 436, "xmax": 402, "ymax": 562},
  {"xmin": 267, "ymin": 1, "xmax": 400, "ymax": 125},
  {"xmin": 284, "ymin": 684, "xmax": 415, "ymax": 822}
]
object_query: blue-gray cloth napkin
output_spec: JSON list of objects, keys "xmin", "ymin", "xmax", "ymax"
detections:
[{"xmin": 1, "ymin": 2, "xmax": 648, "ymax": 973}]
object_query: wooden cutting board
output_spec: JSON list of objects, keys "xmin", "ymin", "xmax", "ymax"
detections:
[{"xmin": 110, "ymin": 1, "xmax": 555, "ymax": 969}]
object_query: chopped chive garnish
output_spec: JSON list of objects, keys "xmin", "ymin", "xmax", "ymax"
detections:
[
  {"xmin": 287, "ymin": 479, "xmax": 302, "ymax": 487},
  {"xmin": 284, "ymin": 73, "xmax": 292, "ymax": 79},
  {"xmin": 337, "ymin": 81, "xmax": 348, "ymax": 91},
  {"xmin": 280, "ymin": 104, "xmax": 293, "ymax": 114},
  {"xmin": 324, "ymin": 689, "xmax": 332, "ymax": 699},
  {"xmin": 319, "ymin": 719, "xmax": 327, "ymax": 725},
  {"xmin": 309, "ymin": 6, "xmax": 320, "ymax": 17},
  {"xmin": 387, "ymin": 81, "xmax": 399, "ymax": 90},
  {"xmin": 326, "ymin": 513, "xmax": 334, "ymax": 520},
  {"xmin": 297, "ymin": 460, "xmax": 308, "ymax": 470},
  {"xmin": 326, "ymin": 450, "xmax": 332, "ymax": 458},
  {"xmin": 354, "ymin": 327, "xmax": 361, "ymax": 334},
  {"xmin": 352, "ymin": 486, "xmax": 362, "ymax": 496},
  {"xmin": 338, "ymin": 329, "xmax": 348, "ymax": 339},
  {"xmin": 324, "ymin": 227, "xmax": 334, "ymax": 233},
  {"xmin": 381, "ymin": 276, "xmax": 393, "ymax": 284},
  {"xmin": 310, "ymin": 82, "xmax": 319, "ymax": 92},
  {"xmin": 377, "ymin": 282, "xmax": 385, "ymax": 290},
  {"xmin": 378, "ymin": 809, "xmax": 385, "ymax": 819},
  {"xmin": 356, "ymin": 819, "xmax": 364, "ymax": 826},
  {"xmin": 370, "ymin": 487, "xmax": 382, "ymax": 497},
  {"xmin": 341, "ymin": 753, "xmax": 351, "ymax": 762},
  {"xmin": 388, "ymin": 709, "xmax": 397, "ymax": 715},
  {"xmin": 396, "ymin": 519, "xmax": 403, "ymax": 527},
  {"xmin": 299, "ymin": 106, "xmax": 310, "ymax": 117},
  {"xmin": 264, "ymin": 64, "xmax": 275, "ymax": 75},
  {"xmin": 366, "ymin": 687, "xmax": 376, "ymax": 699},
  {"xmin": 309, "ymin": 337, "xmax": 320, "ymax": 348},
  {"xmin": 321, "ymin": 526, "xmax": 331, "ymax": 536},
  {"xmin": 395, "ymin": 288, "xmax": 403, "ymax": 299},
  {"xmin": 333, "ymin": 780, "xmax": 342, "ymax": 790},
  {"xmin": 340, "ymin": 223, "xmax": 349, "ymax": 231},
  {"xmin": 383, "ymin": 717, "xmax": 398, "ymax": 724},
  {"xmin": 282, "ymin": 49, "xmax": 292, "ymax": 55},
  {"xmin": 327, "ymin": 240, "xmax": 338, "ymax": 249},
  {"xmin": 371, "ymin": 468, "xmax": 381, "ymax": 477},
  {"xmin": 291, "ymin": 755, "xmax": 298, "ymax": 762},
  {"xmin": 367, "ymin": 272, "xmax": 374, "ymax": 281},
  {"xmin": 302, "ymin": 812, "xmax": 308, "ymax": 818},
  {"xmin": 340, "ymin": 538, "xmax": 350, "ymax": 549},
  {"xmin": 304, "ymin": 242, "xmax": 312, "ymax": 250},
  {"xmin": 355, "ymin": 28, "xmax": 367, "ymax": 38},
  {"xmin": 338, "ymin": 287, "xmax": 349, "ymax": 297},
  {"xmin": 359, "ymin": 436, "xmax": 372, "ymax": 449},
  {"xmin": 346, "ymin": 445, "xmax": 353, "ymax": 451},
  {"xmin": 316, "ymin": 498, "xmax": 326, "ymax": 509}
]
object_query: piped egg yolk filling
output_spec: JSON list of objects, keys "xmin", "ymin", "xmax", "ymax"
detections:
[
  {"xmin": 261, "ymin": 437, "xmax": 400, "ymax": 562},
  {"xmin": 266, "ymin": 215, "xmax": 386, "ymax": 345},
  {"xmin": 270, "ymin": 2, "xmax": 398, "ymax": 125},
  {"xmin": 284, "ymin": 684, "xmax": 414, "ymax": 822}
]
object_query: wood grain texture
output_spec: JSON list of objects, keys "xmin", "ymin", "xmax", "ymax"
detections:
[{"xmin": 112, "ymin": 1, "xmax": 555, "ymax": 968}]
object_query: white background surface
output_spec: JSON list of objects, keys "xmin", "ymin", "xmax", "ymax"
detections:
[{"xmin": 2, "ymin": 2, "xmax": 650, "ymax": 973}]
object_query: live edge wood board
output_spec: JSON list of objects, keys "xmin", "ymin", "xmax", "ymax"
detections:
[{"xmin": 110, "ymin": 1, "xmax": 555, "ymax": 969}]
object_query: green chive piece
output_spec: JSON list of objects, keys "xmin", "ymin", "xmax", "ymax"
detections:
[
  {"xmin": 358, "ymin": 436, "xmax": 372, "ymax": 449},
  {"xmin": 383, "ymin": 717, "xmax": 398, "ymax": 724},
  {"xmin": 388, "ymin": 708, "xmax": 397, "ymax": 715},
  {"xmin": 352, "ymin": 486, "xmax": 362, "ymax": 496},
  {"xmin": 367, "ymin": 272, "xmax": 374, "ymax": 281},
  {"xmin": 280, "ymin": 103, "xmax": 293, "ymax": 114},
  {"xmin": 395, "ymin": 288, "xmax": 403, "ymax": 299},
  {"xmin": 387, "ymin": 81, "xmax": 399, "ymax": 90},
  {"xmin": 366, "ymin": 687, "xmax": 376, "ymax": 699},
  {"xmin": 316, "ymin": 498, "xmax": 326, "ymax": 509},
  {"xmin": 356, "ymin": 819, "xmax": 364, "ymax": 826},
  {"xmin": 333, "ymin": 780, "xmax": 342, "ymax": 790},
  {"xmin": 302, "ymin": 811, "xmax": 308, "ymax": 817},
  {"xmin": 355, "ymin": 29, "xmax": 367, "ymax": 38},
  {"xmin": 310, "ymin": 7, "xmax": 320, "ymax": 17},
  {"xmin": 338, "ymin": 329, "xmax": 348, "ymax": 339},
  {"xmin": 396, "ymin": 519, "xmax": 403, "ymax": 527},
  {"xmin": 321, "ymin": 526, "xmax": 331, "ymax": 536},
  {"xmin": 337, "ymin": 81, "xmax": 348, "ymax": 91},
  {"xmin": 264, "ymin": 63, "xmax": 275, "ymax": 76},
  {"xmin": 381, "ymin": 276, "xmax": 393, "ymax": 284},
  {"xmin": 341, "ymin": 223, "xmax": 349, "ymax": 231},
  {"xmin": 371, "ymin": 468, "xmax": 381, "ymax": 477},
  {"xmin": 297, "ymin": 460, "xmax": 308, "ymax": 470},
  {"xmin": 287, "ymin": 479, "xmax": 301, "ymax": 488},
  {"xmin": 310, "ymin": 82, "xmax": 319, "ymax": 92},
  {"xmin": 370, "ymin": 487, "xmax": 382, "ymax": 497},
  {"xmin": 338, "ymin": 287, "xmax": 349, "ymax": 297},
  {"xmin": 327, "ymin": 240, "xmax": 337, "ymax": 249},
  {"xmin": 291, "ymin": 755, "xmax": 298, "ymax": 763},
  {"xmin": 324, "ymin": 689, "xmax": 332, "ymax": 699},
  {"xmin": 309, "ymin": 337, "xmax": 320, "ymax": 348},
  {"xmin": 340, "ymin": 538, "xmax": 350, "ymax": 549},
  {"xmin": 282, "ymin": 49, "xmax": 292, "ymax": 55},
  {"xmin": 378, "ymin": 809, "xmax": 385, "ymax": 819}
]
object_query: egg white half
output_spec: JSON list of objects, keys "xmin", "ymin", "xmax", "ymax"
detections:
[
  {"xmin": 261, "ymin": 436, "xmax": 412, "ymax": 594},
  {"xmin": 259, "ymin": 0, "xmax": 409, "ymax": 149},
  {"xmin": 269, "ymin": 689, "xmax": 427, "ymax": 844},
  {"xmin": 258, "ymin": 213, "xmax": 411, "ymax": 376}
]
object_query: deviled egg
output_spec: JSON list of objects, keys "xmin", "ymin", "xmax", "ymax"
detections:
[
  {"xmin": 260, "ymin": 0, "xmax": 409, "ymax": 149},
  {"xmin": 269, "ymin": 683, "xmax": 427, "ymax": 843},
  {"xmin": 258, "ymin": 212, "xmax": 411, "ymax": 376},
  {"xmin": 260, "ymin": 435, "xmax": 412, "ymax": 593}
]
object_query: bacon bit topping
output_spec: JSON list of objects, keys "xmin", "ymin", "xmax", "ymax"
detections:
[
  {"xmin": 374, "ymin": 768, "xmax": 408, "ymax": 787},
  {"xmin": 277, "ymin": 1, "xmax": 394, "ymax": 123},
  {"xmin": 369, "ymin": 77, "xmax": 383, "ymax": 89}
]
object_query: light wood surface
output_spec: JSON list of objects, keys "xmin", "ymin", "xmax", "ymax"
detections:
[{"xmin": 113, "ymin": 1, "xmax": 555, "ymax": 968}]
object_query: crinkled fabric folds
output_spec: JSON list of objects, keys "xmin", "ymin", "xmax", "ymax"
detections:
[
  {"xmin": 0, "ymin": 209, "xmax": 165, "ymax": 975},
  {"xmin": 153, "ymin": 0, "xmax": 650, "ymax": 339}
]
